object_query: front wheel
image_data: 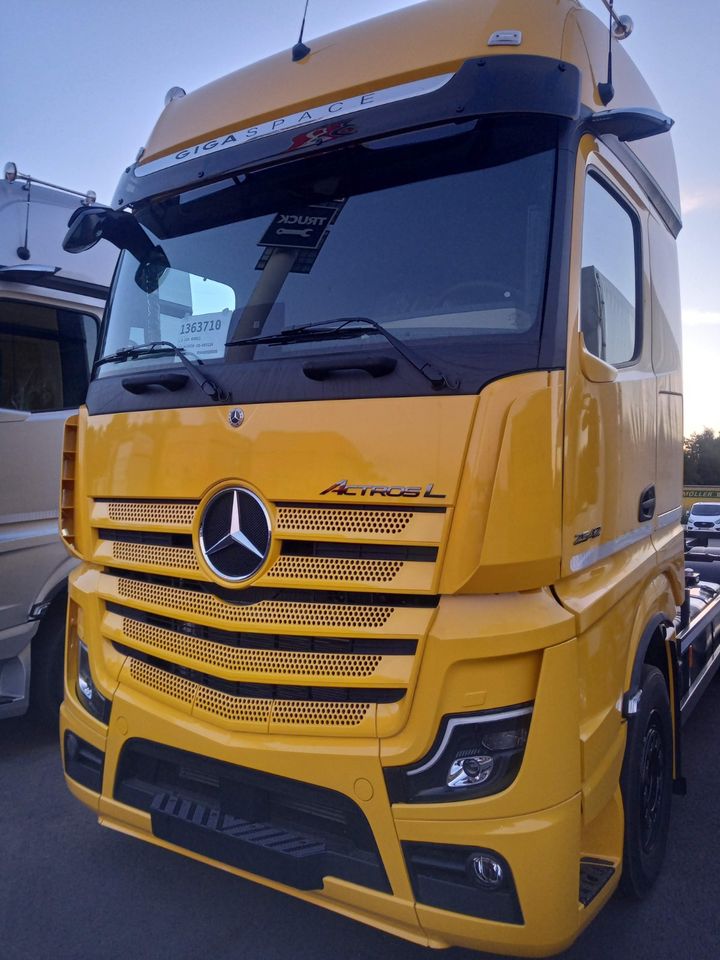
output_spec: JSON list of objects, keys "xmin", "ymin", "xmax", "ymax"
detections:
[
  {"xmin": 618, "ymin": 665, "xmax": 673, "ymax": 897},
  {"xmin": 30, "ymin": 596, "xmax": 67, "ymax": 727}
]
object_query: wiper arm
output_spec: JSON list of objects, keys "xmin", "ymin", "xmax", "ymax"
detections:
[
  {"xmin": 94, "ymin": 341, "xmax": 230, "ymax": 402},
  {"xmin": 227, "ymin": 317, "xmax": 458, "ymax": 390}
]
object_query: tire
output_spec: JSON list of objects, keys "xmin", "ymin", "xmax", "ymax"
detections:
[
  {"xmin": 618, "ymin": 665, "xmax": 673, "ymax": 897},
  {"xmin": 30, "ymin": 596, "xmax": 67, "ymax": 727}
]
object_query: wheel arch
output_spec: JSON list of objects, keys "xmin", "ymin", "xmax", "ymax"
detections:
[{"xmin": 623, "ymin": 592, "xmax": 683, "ymax": 790}]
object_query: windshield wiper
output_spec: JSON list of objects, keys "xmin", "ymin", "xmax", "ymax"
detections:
[
  {"xmin": 94, "ymin": 341, "xmax": 230, "ymax": 402},
  {"xmin": 226, "ymin": 317, "xmax": 458, "ymax": 390}
]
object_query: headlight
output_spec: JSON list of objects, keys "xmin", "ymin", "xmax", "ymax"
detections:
[
  {"xmin": 77, "ymin": 641, "xmax": 111, "ymax": 723},
  {"xmin": 384, "ymin": 704, "xmax": 532, "ymax": 803}
]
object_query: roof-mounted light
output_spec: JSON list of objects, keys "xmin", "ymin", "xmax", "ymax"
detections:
[
  {"xmin": 164, "ymin": 86, "xmax": 186, "ymax": 106},
  {"xmin": 3, "ymin": 161, "xmax": 97, "ymax": 204}
]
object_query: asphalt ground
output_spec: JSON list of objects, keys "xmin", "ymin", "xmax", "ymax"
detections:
[{"xmin": 1, "ymin": 680, "xmax": 719, "ymax": 960}]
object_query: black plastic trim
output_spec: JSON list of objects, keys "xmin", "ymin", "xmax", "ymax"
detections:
[
  {"xmin": 114, "ymin": 739, "xmax": 390, "ymax": 893},
  {"xmin": 106, "ymin": 603, "xmax": 418, "ymax": 656},
  {"xmin": 282, "ymin": 540, "xmax": 438, "ymax": 563},
  {"xmin": 63, "ymin": 731, "xmax": 105, "ymax": 793},
  {"xmin": 113, "ymin": 57, "xmax": 581, "ymax": 209},
  {"xmin": 403, "ymin": 841, "xmax": 523, "ymax": 924}
]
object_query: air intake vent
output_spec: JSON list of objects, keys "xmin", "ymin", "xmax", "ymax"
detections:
[{"xmin": 104, "ymin": 500, "xmax": 197, "ymax": 526}]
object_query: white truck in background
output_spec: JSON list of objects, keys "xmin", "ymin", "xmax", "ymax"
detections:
[{"xmin": 0, "ymin": 163, "xmax": 116, "ymax": 721}]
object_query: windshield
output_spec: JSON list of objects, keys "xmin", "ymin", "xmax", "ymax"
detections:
[
  {"xmin": 690, "ymin": 504, "xmax": 720, "ymax": 517},
  {"xmin": 98, "ymin": 117, "xmax": 558, "ymax": 401}
]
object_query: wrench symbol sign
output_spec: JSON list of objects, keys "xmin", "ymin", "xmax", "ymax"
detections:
[{"xmin": 276, "ymin": 227, "xmax": 313, "ymax": 237}]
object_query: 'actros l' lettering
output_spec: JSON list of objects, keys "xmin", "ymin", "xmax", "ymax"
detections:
[{"xmin": 319, "ymin": 480, "xmax": 446, "ymax": 499}]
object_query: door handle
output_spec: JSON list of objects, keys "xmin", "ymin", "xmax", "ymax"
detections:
[{"xmin": 638, "ymin": 485, "xmax": 656, "ymax": 522}]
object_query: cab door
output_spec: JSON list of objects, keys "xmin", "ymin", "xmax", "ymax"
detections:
[
  {"xmin": 0, "ymin": 297, "xmax": 97, "ymax": 630},
  {"xmin": 562, "ymin": 138, "xmax": 655, "ymax": 580}
]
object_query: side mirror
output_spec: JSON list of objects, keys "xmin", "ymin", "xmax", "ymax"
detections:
[
  {"xmin": 587, "ymin": 107, "xmax": 673, "ymax": 142},
  {"xmin": 63, "ymin": 204, "xmax": 111, "ymax": 254},
  {"xmin": 64, "ymin": 205, "xmax": 157, "ymax": 262},
  {"xmin": 63, "ymin": 205, "xmax": 169, "ymax": 292}
]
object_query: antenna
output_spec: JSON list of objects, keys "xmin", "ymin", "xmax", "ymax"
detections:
[
  {"xmin": 597, "ymin": 0, "xmax": 634, "ymax": 106},
  {"xmin": 292, "ymin": 0, "xmax": 311, "ymax": 62}
]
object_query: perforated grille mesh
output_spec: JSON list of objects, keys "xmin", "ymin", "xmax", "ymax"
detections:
[
  {"xmin": 123, "ymin": 618, "xmax": 383, "ymax": 678},
  {"xmin": 129, "ymin": 658, "xmax": 195, "ymax": 704},
  {"xmin": 112, "ymin": 542, "xmax": 200, "ymax": 572},
  {"xmin": 128, "ymin": 657, "xmax": 371, "ymax": 726},
  {"xmin": 195, "ymin": 687, "xmax": 271, "ymax": 724},
  {"xmin": 267, "ymin": 556, "xmax": 403, "ymax": 584},
  {"xmin": 106, "ymin": 502, "xmax": 196, "ymax": 526},
  {"xmin": 117, "ymin": 578, "xmax": 394, "ymax": 629},
  {"xmin": 272, "ymin": 700, "xmax": 370, "ymax": 726},
  {"xmin": 276, "ymin": 507, "xmax": 414, "ymax": 536}
]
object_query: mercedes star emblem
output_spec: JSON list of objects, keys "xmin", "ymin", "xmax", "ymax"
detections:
[
  {"xmin": 199, "ymin": 487, "xmax": 271, "ymax": 582},
  {"xmin": 228, "ymin": 409, "xmax": 244, "ymax": 428}
]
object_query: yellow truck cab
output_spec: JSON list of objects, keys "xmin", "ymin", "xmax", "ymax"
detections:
[{"xmin": 59, "ymin": 1, "xmax": 713, "ymax": 954}]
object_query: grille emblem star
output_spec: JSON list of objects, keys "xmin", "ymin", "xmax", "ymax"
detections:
[{"xmin": 199, "ymin": 487, "xmax": 271, "ymax": 582}]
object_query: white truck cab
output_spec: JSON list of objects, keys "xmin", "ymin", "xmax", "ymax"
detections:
[{"xmin": 0, "ymin": 163, "xmax": 116, "ymax": 720}]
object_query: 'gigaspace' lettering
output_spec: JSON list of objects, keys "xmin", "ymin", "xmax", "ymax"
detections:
[{"xmin": 136, "ymin": 73, "xmax": 454, "ymax": 178}]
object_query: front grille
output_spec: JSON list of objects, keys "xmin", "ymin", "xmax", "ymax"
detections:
[
  {"xmin": 114, "ymin": 739, "xmax": 390, "ymax": 892},
  {"xmin": 275, "ymin": 503, "xmax": 439, "ymax": 537},
  {"xmin": 115, "ymin": 642, "xmax": 405, "ymax": 704},
  {"xmin": 90, "ymin": 496, "xmax": 447, "ymax": 734},
  {"xmin": 116, "ymin": 575, "xmax": 398, "ymax": 629},
  {"xmin": 104, "ymin": 500, "xmax": 197, "ymax": 527},
  {"xmin": 113, "ymin": 609, "xmax": 412, "ymax": 679}
]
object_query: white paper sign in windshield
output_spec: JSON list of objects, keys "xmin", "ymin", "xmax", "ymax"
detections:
[{"xmin": 174, "ymin": 310, "xmax": 233, "ymax": 359}]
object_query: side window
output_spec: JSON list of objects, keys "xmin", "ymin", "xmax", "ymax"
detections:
[
  {"xmin": 580, "ymin": 174, "xmax": 640, "ymax": 365},
  {"xmin": 0, "ymin": 300, "xmax": 98, "ymax": 412}
]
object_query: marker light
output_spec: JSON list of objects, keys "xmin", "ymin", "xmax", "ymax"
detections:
[
  {"xmin": 164, "ymin": 86, "xmax": 186, "ymax": 106},
  {"xmin": 76, "ymin": 641, "xmax": 111, "ymax": 723}
]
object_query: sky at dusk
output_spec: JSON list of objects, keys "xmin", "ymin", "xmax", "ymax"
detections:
[{"xmin": 2, "ymin": 0, "xmax": 718, "ymax": 435}]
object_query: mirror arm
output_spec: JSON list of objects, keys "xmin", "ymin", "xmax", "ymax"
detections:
[{"xmin": 578, "ymin": 331, "xmax": 618, "ymax": 383}]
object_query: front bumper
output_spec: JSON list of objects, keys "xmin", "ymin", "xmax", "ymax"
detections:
[{"xmin": 61, "ymin": 653, "xmax": 615, "ymax": 958}]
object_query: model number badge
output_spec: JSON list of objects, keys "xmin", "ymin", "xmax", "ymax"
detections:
[
  {"xmin": 320, "ymin": 480, "xmax": 446, "ymax": 499},
  {"xmin": 573, "ymin": 526, "xmax": 601, "ymax": 546}
]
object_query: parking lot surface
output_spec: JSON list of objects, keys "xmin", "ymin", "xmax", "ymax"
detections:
[{"xmin": 2, "ymin": 680, "xmax": 719, "ymax": 960}]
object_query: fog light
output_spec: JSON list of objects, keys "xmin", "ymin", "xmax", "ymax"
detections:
[
  {"xmin": 470, "ymin": 854, "xmax": 505, "ymax": 889},
  {"xmin": 76, "ymin": 641, "xmax": 111, "ymax": 723},
  {"xmin": 447, "ymin": 754, "xmax": 494, "ymax": 789}
]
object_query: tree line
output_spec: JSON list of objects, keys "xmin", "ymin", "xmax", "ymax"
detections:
[{"xmin": 684, "ymin": 429, "xmax": 720, "ymax": 485}]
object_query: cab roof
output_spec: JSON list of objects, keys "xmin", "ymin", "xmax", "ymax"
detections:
[{"xmin": 137, "ymin": 0, "xmax": 679, "ymax": 216}]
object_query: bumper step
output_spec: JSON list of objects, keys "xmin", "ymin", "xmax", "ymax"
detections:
[
  {"xmin": 151, "ymin": 792, "xmax": 327, "ymax": 889},
  {"xmin": 579, "ymin": 857, "xmax": 615, "ymax": 907}
]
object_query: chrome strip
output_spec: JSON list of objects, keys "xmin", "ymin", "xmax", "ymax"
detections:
[
  {"xmin": 407, "ymin": 706, "xmax": 533, "ymax": 777},
  {"xmin": 657, "ymin": 507, "xmax": 682, "ymax": 530},
  {"xmin": 137, "ymin": 73, "xmax": 455, "ymax": 178},
  {"xmin": 570, "ymin": 525, "xmax": 652, "ymax": 573}
]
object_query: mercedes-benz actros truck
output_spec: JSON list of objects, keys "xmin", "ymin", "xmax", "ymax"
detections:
[{"xmin": 57, "ymin": 1, "xmax": 720, "ymax": 953}]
